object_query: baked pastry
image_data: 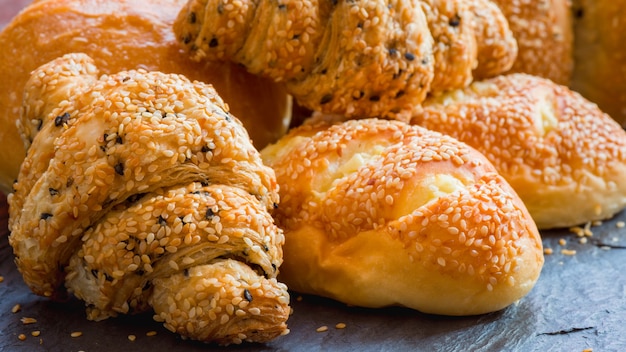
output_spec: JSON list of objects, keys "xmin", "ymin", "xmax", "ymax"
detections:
[
  {"xmin": 410, "ymin": 73, "xmax": 626, "ymax": 229},
  {"xmin": 0, "ymin": 0, "xmax": 292, "ymax": 195},
  {"xmin": 571, "ymin": 0, "xmax": 626, "ymax": 126},
  {"xmin": 174, "ymin": 0, "xmax": 517, "ymax": 120},
  {"xmin": 491, "ymin": 0, "xmax": 574, "ymax": 85},
  {"xmin": 261, "ymin": 118, "xmax": 543, "ymax": 316},
  {"xmin": 8, "ymin": 53, "xmax": 289, "ymax": 344}
]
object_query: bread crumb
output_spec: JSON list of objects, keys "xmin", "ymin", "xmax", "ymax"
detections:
[
  {"xmin": 579, "ymin": 237, "xmax": 588, "ymax": 244},
  {"xmin": 559, "ymin": 238, "xmax": 566, "ymax": 246},
  {"xmin": 128, "ymin": 334, "xmax": 136, "ymax": 341},
  {"xmin": 616, "ymin": 221, "xmax": 625, "ymax": 228},
  {"xmin": 18, "ymin": 333, "xmax": 26, "ymax": 341},
  {"xmin": 316, "ymin": 326, "xmax": 328, "ymax": 332}
]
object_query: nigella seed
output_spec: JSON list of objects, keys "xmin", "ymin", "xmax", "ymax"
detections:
[
  {"xmin": 54, "ymin": 112, "xmax": 70, "ymax": 127},
  {"xmin": 388, "ymin": 48, "xmax": 398, "ymax": 57},
  {"xmin": 320, "ymin": 94, "xmax": 333, "ymax": 105},
  {"xmin": 205, "ymin": 208, "xmax": 215, "ymax": 219},
  {"xmin": 244, "ymin": 289, "xmax": 253, "ymax": 302},
  {"xmin": 114, "ymin": 162, "xmax": 124, "ymax": 176},
  {"xmin": 209, "ymin": 37, "xmax": 218, "ymax": 48},
  {"xmin": 116, "ymin": 136, "xmax": 123, "ymax": 144},
  {"xmin": 40, "ymin": 213, "xmax": 53, "ymax": 220},
  {"xmin": 49, "ymin": 188, "xmax": 59, "ymax": 196},
  {"xmin": 449, "ymin": 14, "xmax": 461, "ymax": 27},
  {"xmin": 404, "ymin": 52, "xmax": 415, "ymax": 61}
]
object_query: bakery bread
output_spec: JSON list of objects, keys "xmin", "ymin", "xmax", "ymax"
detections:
[
  {"xmin": 0, "ymin": 0, "xmax": 292, "ymax": 195},
  {"xmin": 571, "ymin": 0, "xmax": 626, "ymax": 126},
  {"xmin": 8, "ymin": 53, "xmax": 289, "ymax": 344},
  {"xmin": 410, "ymin": 73, "xmax": 626, "ymax": 229},
  {"xmin": 491, "ymin": 0, "xmax": 574, "ymax": 85},
  {"xmin": 261, "ymin": 118, "xmax": 543, "ymax": 316},
  {"xmin": 174, "ymin": 0, "xmax": 516, "ymax": 120}
]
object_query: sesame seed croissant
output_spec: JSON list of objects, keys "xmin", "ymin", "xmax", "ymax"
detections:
[
  {"xmin": 8, "ymin": 53, "xmax": 289, "ymax": 344},
  {"xmin": 261, "ymin": 118, "xmax": 543, "ymax": 316},
  {"xmin": 174, "ymin": 0, "xmax": 517, "ymax": 120}
]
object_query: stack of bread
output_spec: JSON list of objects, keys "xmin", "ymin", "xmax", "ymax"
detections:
[{"xmin": 3, "ymin": 0, "xmax": 626, "ymax": 346}]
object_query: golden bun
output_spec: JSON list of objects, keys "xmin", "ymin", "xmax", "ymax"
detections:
[
  {"xmin": 0, "ymin": 0, "xmax": 291, "ymax": 195},
  {"xmin": 411, "ymin": 73, "xmax": 626, "ymax": 229},
  {"xmin": 571, "ymin": 0, "xmax": 626, "ymax": 126},
  {"xmin": 261, "ymin": 118, "xmax": 543, "ymax": 316}
]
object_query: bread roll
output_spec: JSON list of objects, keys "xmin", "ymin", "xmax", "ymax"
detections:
[
  {"xmin": 491, "ymin": 0, "xmax": 574, "ymax": 85},
  {"xmin": 410, "ymin": 73, "xmax": 626, "ymax": 229},
  {"xmin": 0, "ymin": 0, "xmax": 291, "ymax": 195},
  {"xmin": 571, "ymin": 0, "xmax": 626, "ymax": 126},
  {"xmin": 261, "ymin": 118, "xmax": 543, "ymax": 316},
  {"xmin": 9, "ymin": 53, "xmax": 289, "ymax": 344}
]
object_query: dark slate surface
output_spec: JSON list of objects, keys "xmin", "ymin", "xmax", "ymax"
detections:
[{"xmin": 2, "ymin": 189, "xmax": 626, "ymax": 351}]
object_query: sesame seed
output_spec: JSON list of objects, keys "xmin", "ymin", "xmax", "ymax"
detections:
[
  {"xmin": 128, "ymin": 334, "xmax": 136, "ymax": 341},
  {"xmin": 146, "ymin": 331, "xmax": 157, "ymax": 337},
  {"xmin": 18, "ymin": 334, "xmax": 26, "ymax": 341},
  {"xmin": 70, "ymin": 331, "xmax": 83, "ymax": 338},
  {"xmin": 335, "ymin": 323, "xmax": 347, "ymax": 329},
  {"xmin": 12, "ymin": 304, "xmax": 21, "ymax": 313},
  {"xmin": 316, "ymin": 326, "xmax": 328, "ymax": 333},
  {"xmin": 21, "ymin": 317, "xmax": 37, "ymax": 325}
]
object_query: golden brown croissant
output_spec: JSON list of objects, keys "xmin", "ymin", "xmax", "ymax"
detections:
[
  {"xmin": 8, "ymin": 53, "xmax": 289, "ymax": 344},
  {"xmin": 174, "ymin": 0, "xmax": 517, "ymax": 120},
  {"xmin": 261, "ymin": 118, "xmax": 543, "ymax": 316},
  {"xmin": 410, "ymin": 73, "xmax": 626, "ymax": 229}
]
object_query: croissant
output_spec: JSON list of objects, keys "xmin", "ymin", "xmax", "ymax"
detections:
[
  {"xmin": 8, "ymin": 53, "xmax": 289, "ymax": 344},
  {"xmin": 174, "ymin": 0, "xmax": 517, "ymax": 120},
  {"xmin": 261, "ymin": 118, "xmax": 543, "ymax": 316}
]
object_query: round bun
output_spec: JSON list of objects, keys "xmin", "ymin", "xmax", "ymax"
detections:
[
  {"xmin": 571, "ymin": 0, "xmax": 626, "ymax": 126},
  {"xmin": 0, "ymin": 0, "xmax": 291, "ymax": 195},
  {"xmin": 261, "ymin": 118, "xmax": 543, "ymax": 316},
  {"xmin": 491, "ymin": 0, "xmax": 573, "ymax": 85},
  {"xmin": 411, "ymin": 73, "xmax": 626, "ymax": 229}
]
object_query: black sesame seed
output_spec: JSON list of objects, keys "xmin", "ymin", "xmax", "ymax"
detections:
[
  {"xmin": 54, "ymin": 112, "xmax": 70, "ymax": 127},
  {"xmin": 369, "ymin": 95, "xmax": 380, "ymax": 102},
  {"xmin": 183, "ymin": 268, "xmax": 190, "ymax": 277},
  {"xmin": 201, "ymin": 145, "xmax": 211, "ymax": 153},
  {"xmin": 122, "ymin": 76, "xmax": 131, "ymax": 82},
  {"xmin": 114, "ymin": 162, "xmax": 125, "ymax": 176},
  {"xmin": 205, "ymin": 208, "xmax": 215, "ymax": 220},
  {"xmin": 189, "ymin": 11, "xmax": 197, "ymax": 24},
  {"xmin": 353, "ymin": 91, "xmax": 365, "ymax": 100},
  {"xmin": 91, "ymin": 269, "xmax": 99, "ymax": 278},
  {"xmin": 104, "ymin": 273, "xmax": 113, "ymax": 282},
  {"xmin": 126, "ymin": 193, "xmax": 146, "ymax": 204},
  {"xmin": 244, "ymin": 288, "xmax": 253, "ymax": 302},
  {"xmin": 320, "ymin": 94, "xmax": 333, "ymax": 105},
  {"xmin": 209, "ymin": 37, "xmax": 218, "ymax": 48},
  {"xmin": 320, "ymin": 68, "xmax": 328, "ymax": 75},
  {"xmin": 40, "ymin": 213, "xmax": 53, "ymax": 220},
  {"xmin": 449, "ymin": 14, "xmax": 461, "ymax": 27},
  {"xmin": 158, "ymin": 215, "xmax": 167, "ymax": 226},
  {"xmin": 66, "ymin": 177, "xmax": 74, "ymax": 187},
  {"xmin": 36, "ymin": 119, "xmax": 43, "ymax": 131},
  {"xmin": 49, "ymin": 188, "xmax": 59, "ymax": 196},
  {"xmin": 182, "ymin": 35, "xmax": 192, "ymax": 44},
  {"xmin": 278, "ymin": 3, "xmax": 286, "ymax": 10},
  {"xmin": 116, "ymin": 136, "xmax": 123, "ymax": 144},
  {"xmin": 388, "ymin": 48, "xmax": 398, "ymax": 57},
  {"xmin": 404, "ymin": 52, "xmax": 415, "ymax": 61},
  {"xmin": 395, "ymin": 90, "xmax": 405, "ymax": 98}
]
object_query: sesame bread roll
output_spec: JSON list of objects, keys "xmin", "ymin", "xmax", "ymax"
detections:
[
  {"xmin": 410, "ymin": 73, "xmax": 626, "ymax": 229},
  {"xmin": 571, "ymin": 0, "xmax": 626, "ymax": 126},
  {"xmin": 261, "ymin": 118, "xmax": 543, "ymax": 316},
  {"xmin": 8, "ymin": 53, "xmax": 289, "ymax": 344},
  {"xmin": 174, "ymin": 0, "xmax": 517, "ymax": 120},
  {"xmin": 0, "ymin": 0, "xmax": 292, "ymax": 195},
  {"xmin": 491, "ymin": 0, "xmax": 574, "ymax": 85}
]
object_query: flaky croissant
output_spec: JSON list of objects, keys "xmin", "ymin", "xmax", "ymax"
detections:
[
  {"xmin": 174, "ymin": 0, "xmax": 516, "ymax": 120},
  {"xmin": 8, "ymin": 53, "xmax": 289, "ymax": 345}
]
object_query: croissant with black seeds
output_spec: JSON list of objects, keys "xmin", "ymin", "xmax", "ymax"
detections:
[
  {"xmin": 174, "ymin": 0, "xmax": 517, "ymax": 120},
  {"xmin": 8, "ymin": 53, "xmax": 290, "ymax": 345}
]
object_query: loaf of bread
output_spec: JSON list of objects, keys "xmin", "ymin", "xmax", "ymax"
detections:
[
  {"xmin": 261, "ymin": 118, "xmax": 543, "ymax": 316},
  {"xmin": 8, "ymin": 53, "xmax": 289, "ymax": 344},
  {"xmin": 571, "ymin": 0, "xmax": 626, "ymax": 126},
  {"xmin": 0, "ymin": 0, "xmax": 292, "ymax": 195},
  {"xmin": 174, "ymin": 0, "xmax": 517, "ymax": 120},
  {"xmin": 491, "ymin": 0, "xmax": 574, "ymax": 85},
  {"xmin": 410, "ymin": 73, "xmax": 626, "ymax": 229}
]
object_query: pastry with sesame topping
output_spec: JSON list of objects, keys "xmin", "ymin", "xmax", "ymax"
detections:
[
  {"xmin": 8, "ymin": 53, "xmax": 289, "ymax": 344},
  {"xmin": 261, "ymin": 118, "xmax": 543, "ymax": 316},
  {"xmin": 491, "ymin": 0, "xmax": 574, "ymax": 85},
  {"xmin": 174, "ymin": 0, "xmax": 517, "ymax": 120},
  {"xmin": 410, "ymin": 73, "xmax": 626, "ymax": 229}
]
